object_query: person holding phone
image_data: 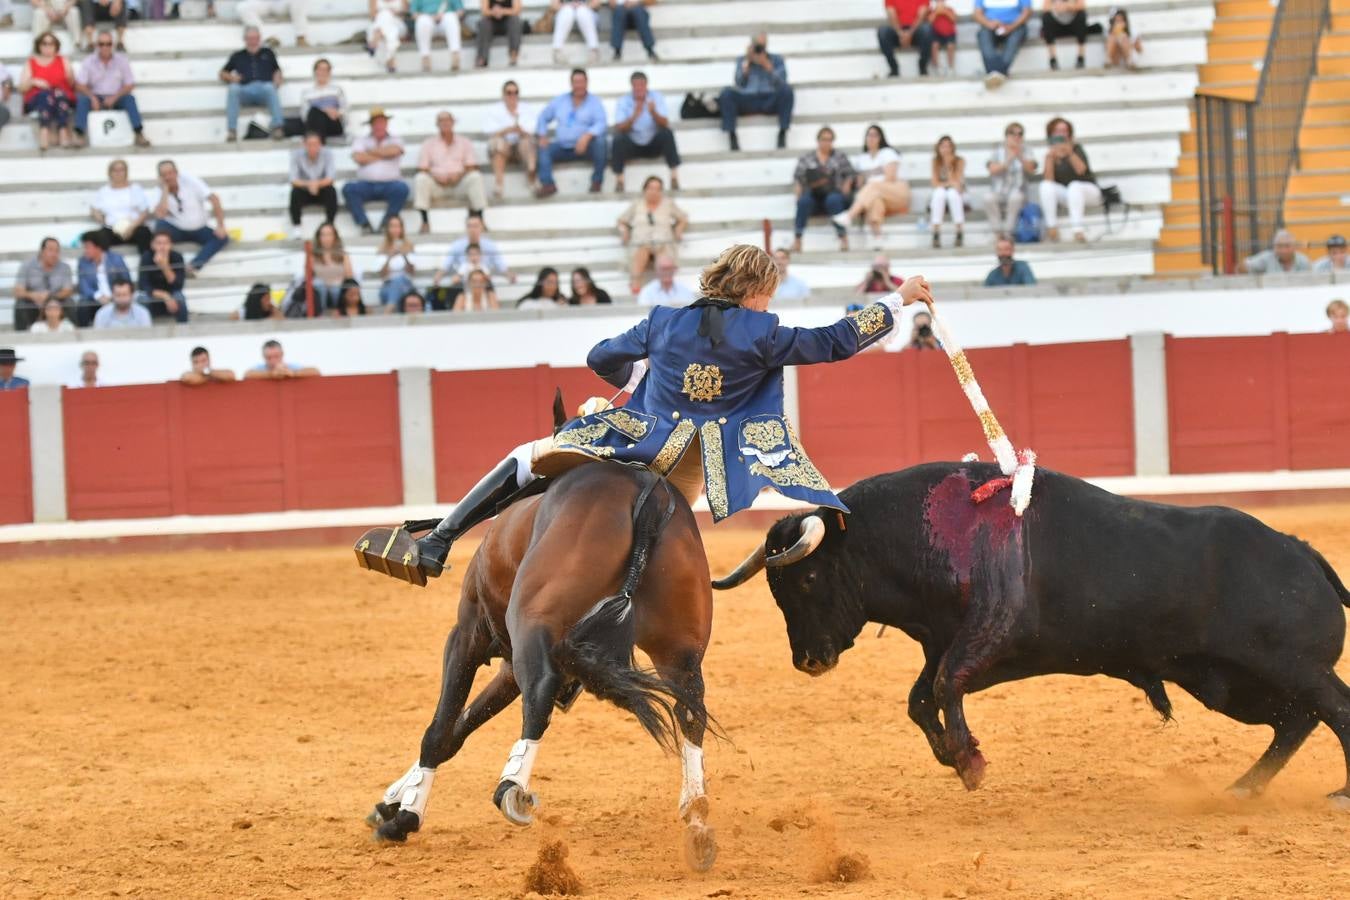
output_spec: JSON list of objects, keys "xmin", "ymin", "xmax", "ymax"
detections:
[
  {"xmin": 1038, "ymin": 116, "xmax": 1100, "ymax": 242},
  {"xmin": 972, "ymin": 0, "xmax": 1032, "ymax": 89}
]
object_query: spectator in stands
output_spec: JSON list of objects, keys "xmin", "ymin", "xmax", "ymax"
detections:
[
  {"xmin": 878, "ymin": 0, "xmax": 933, "ymax": 78},
  {"xmin": 137, "ymin": 231, "xmax": 188, "ymax": 322},
  {"xmin": 983, "ymin": 121, "xmax": 1036, "ymax": 240},
  {"xmin": 1041, "ymin": 0, "xmax": 1088, "ymax": 70},
  {"xmin": 376, "ymin": 216, "xmax": 418, "ymax": 306},
  {"xmin": 455, "ymin": 268, "xmax": 499, "ymax": 310},
  {"xmin": 413, "ymin": 0, "xmax": 465, "ymax": 72},
  {"xmin": 720, "ymin": 32, "xmax": 793, "ymax": 151},
  {"xmin": 344, "ymin": 108, "xmax": 409, "ymax": 235},
  {"xmin": 833, "ymin": 123, "xmax": 909, "ymax": 251},
  {"xmin": 237, "ymin": 0, "xmax": 311, "ymax": 48},
  {"xmin": 792, "ymin": 126, "xmax": 855, "ymax": 253},
  {"xmin": 289, "ymin": 131, "xmax": 337, "ymax": 237},
  {"xmin": 1104, "ymin": 9, "xmax": 1143, "ymax": 70},
  {"xmin": 68, "ymin": 350, "xmax": 101, "ymax": 388},
  {"xmin": 93, "ymin": 277, "xmax": 151, "ymax": 328},
  {"xmin": 235, "ymin": 283, "xmax": 284, "ymax": 320},
  {"xmin": 307, "ymin": 222, "xmax": 355, "ymax": 312},
  {"xmin": 335, "ymin": 278, "xmax": 367, "ymax": 317},
  {"xmin": 0, "ymin": 349, "xmax": 29, "ymax": 391},
  {"xmin": 1038, "ymin": 116, "xmax": 1100, "ymax": 243},
  {"xmin": 31, "ymin": 297, "xmax": 76, "ymax": 333},
  {"xmin": 220, "ymin": 26, "xmax": 284, "ymax": 142},
  {"xmin": 610, "ymin": 0, "xmax": 658, "ymax": 61},
  {"xmin": 21, "ymin": 31, "xmax": 76, "ymax": 152},
  {"xmin": 535, "ymin": 68, "xmax": 607, "ymax": 197},
  {"xmin": 1314, "ymin": 234, "xmax": 1347, "ymax": 273},
  {"xmin": 433, "ymin": 212, "xmax": 516, "ymax": 285},
  {"xmin": 772, "ymin": 247, "xmax": 810, "ymax": 301},
  {"xmin": 79, "ymin": 0, "xmax": 126, "ymax": 52},
  {"xmin": 245, "ymin": 339, "xmax": 320, "ymax": 379},
  {"xmin": 929, "ymin": 0, "xmax": 958, "ymax": 75},
  {"xmin": 30, "ymin": 2, "xmax": 82, "ymax": 50},
  {"xmin": 1327, "ymin": 299, "xmax": 1348, "ymax": 334},
  {"xmin": 983, "ymin": 237, "xmax": 1036, "ymax": 285},
  {"xmin": 905, "ymin": 310, "xmax": 940, "ymax": 350},
  {"xmin": 367, "ymin": 0, "xmax": 408, "ymax": 74},
  {"xmin": 857, "ymin": 254, "xmax": 901, "ymax": 294},
  {"xmin": 569, "ymin": 267, "xmax": 611, "ymax": 305},
  {"xmin": 611, "ymin": 71, "xmax": 680, "ymax": 193},
  {"xmin": 1242, "ymin": 229, "xmax": 1310, "ymax": 274},
  {"xmin": 475, "ymin": 0, "xmax": 523, "ymax": 68},
  {"xmin": 486, "ymin": 79, "xmax": 537, "ymax": 198},
  {"xmin": 73, "ymin": 27, "xmax": 148, "ymax": 147},
  {"xmin": 414, "ymin": 110, "xmax": 488, "ymax": 234},
  {"xmin": 636, "ymin": 253, "xmax": 694, "ymax": 306},
  {"xmin": 299, "ymin": 58, "xmax": 347, "ymax": 141},
  {"xmin": 90, "ymin": 158, "xmax": 153, "ymax": 255},
  {"xmin": 973, "ymin": 0, "xmax": 1032, "ymax": 89},
  {"xmin": 0, "ymin": 64, "xmax": 13, "ymax": 135},
  {"xmin": 516, "ymin": 267, "xmax": 563, "ymax": 309},
  {"xmin": 617, "ymin": 174, "xmax": 688, "ymax": 293},
  {"xmin": 396, "ymin": 290, "xmax": 427, "ymax": 315},
  {"xmin": 181, "ymin": 346, "xmax": 238, "ymax": 385},
  {"xmin": 154, "ymin": 160, "xmax": 230, "ymax": 274},
  {"xmin": 76, "ymin": 229, "xmax": 130, "ymax": 325},
  {"xmin": 14, "ymin": 238, "xmax": 76, "ymax": 332},
  {"xmin": 552, "ymin": 0, "xmax": 601, "ymax": 63}
]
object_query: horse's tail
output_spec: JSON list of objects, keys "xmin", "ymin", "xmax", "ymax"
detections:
[{"xmin": 553, "ymin": 471, "xmax": 705, "ymax": 754}]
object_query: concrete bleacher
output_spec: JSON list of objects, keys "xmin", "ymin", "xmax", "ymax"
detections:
[{"xmin": 0, "ymin": 0, "xmax": 1215, "ymax": 320}]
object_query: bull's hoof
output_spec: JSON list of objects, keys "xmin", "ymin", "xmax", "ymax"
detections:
[
  {"xmin": 494, "ymin": 779, "xmax": 538, "ymax": 827},
  {"xmin": 683, "ymin": 819, "xmax": 717, "ymax": 872},
  {"xmin": 365, "ymin": 800, "xmax": 401, "ymax": 828},
  {"xmin": 1226, "ymin": 784, "xmax": 1261, "ymax": 801},
  {"xmin": 372, "ymin": 808, "xmax": 421, "ymax": 843},
  {"xmin": 956, "ymin": 751, "xmax": 987, "ymax": 791},
  {"xmin": 1329, "ymin": 791, "xmax": 1350, "ymax": 811}
]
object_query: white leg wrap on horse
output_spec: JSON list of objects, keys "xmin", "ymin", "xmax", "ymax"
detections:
[
  {"xmin": 678, "ymin": 740, "xmax": 706, "ymax": 817},
  {"xmin": 500, "ymin": 739, "xmax": 540, "ymax": 789},
  {"xmin": 383, "ymin": 762, "xmax": 437, "ymax": 820}
]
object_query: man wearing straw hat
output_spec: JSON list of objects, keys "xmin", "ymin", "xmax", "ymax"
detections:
[{"xmin": 343, "ymin": 107, "xmax": 409, "ymax": 235}]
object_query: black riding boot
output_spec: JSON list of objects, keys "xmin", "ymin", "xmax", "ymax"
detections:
[{"xmin": 414, "ymin": 457, "xmax": 523, "ymax": 579}]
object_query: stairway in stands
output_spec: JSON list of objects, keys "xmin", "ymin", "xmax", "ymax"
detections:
[
  {"xmin": 1283, "ymin": 0, "xmax": 1350, "ymax": 250},
  {"xmin": 1154, "ymin": 0, "xmax": 1277, "ymax": 277}
]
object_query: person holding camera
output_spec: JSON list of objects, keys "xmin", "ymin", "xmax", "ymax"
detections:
[
  {"xmin": 983, "ymin": 121, "xmax": 1036, "ymax": 240},
  {"xmin": 856, "ymin": 254, "xmax": 902, "ymax": 294},
  {"xmin": 1037, "ymin": 116, "xmax": 1100, "ymax": 242},
  {"xmin": 791, "ymin": 126, "xmax": 855, "ymax": 252},
  {"xmin": 718, "ymin": 31, "xmax": 793, "ymax": 152},
  {"xmin": 906, "ymin": 310, "xmax": 940, "ymax": 350},
  {"xmin": 973, "ymin": 0, "xmax": 1032, "ymax": 89}
]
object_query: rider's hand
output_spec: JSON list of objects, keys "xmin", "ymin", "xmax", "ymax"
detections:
[{"xmin": 898, "ymin": 275, "xmax": 933, "ymax": 307}]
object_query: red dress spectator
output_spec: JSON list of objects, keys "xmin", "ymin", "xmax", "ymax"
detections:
[{"xmin": 22, "ymin": 33, "xmax": 76, "ymax": 151}]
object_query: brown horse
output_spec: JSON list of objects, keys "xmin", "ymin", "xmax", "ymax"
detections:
[{"xmin": 362, "ymin": 461, "xmax": 718, "ymax": 871}]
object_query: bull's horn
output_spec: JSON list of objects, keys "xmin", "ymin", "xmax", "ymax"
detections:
[
  {"xmin": 712, "ymin": 544, "xmax": 767, "ymax": 590},
  {"xmin": 766, "ymin": 515, "xmax": 825, "ymax": 568}
]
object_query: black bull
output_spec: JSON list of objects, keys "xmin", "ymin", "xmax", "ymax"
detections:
[{"xmin": 714, "ymin": 462, "xmax": 1350, "ymax": 804}]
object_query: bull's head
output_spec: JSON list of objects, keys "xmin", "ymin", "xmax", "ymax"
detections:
[{"xmin": 713, "ymin": 511, "xmax": 865, "ymax": 677}]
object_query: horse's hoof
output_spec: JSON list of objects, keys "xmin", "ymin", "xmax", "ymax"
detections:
[
  {"xmin": 365, "ymin": 801, "xmax": 400, "ymax": 827},
  {"xmin": 956, "ymin": 751, "xmax": 987, "ymax": 791},
  {"xmin": 494, "ymin": 780, "xmax": 538, "ymax": 827},
  {"xmin": 372, "ymin": 809, "xmax": 420, "ymax": 843},
  {"xmin": 683, "ymin": 820, "xmax": 717, "ymax": 872},
  {"xmin": 1328, "ymin": 791, "xmax": 1350, "ymax": 811}
]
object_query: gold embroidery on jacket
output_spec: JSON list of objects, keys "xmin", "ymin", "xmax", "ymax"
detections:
[
  {"xmin": 555, "ymin": 423, "xmax": 609, "ymax": 447},
  {"xmin": 846, "ymin": 302, "xmax": 888, "ymax": 337},
  {"xmin": 651, "ymin": 419, "xmax": 696, "ymax": 474},
  {"xmin": 741, "ymin": 419, "xmax": 787, "ymax": 452},
  {"xmin": 681, "ymin": 363, "xmax": 724, "ymax": 402},
  {"xmin": 749, "ymin": 423, "xmax": 832, "ymax": 490},
  {"xmin": 700, "ymin": 421, "xmax": 729, "ymax": 520},
  {"xmin": 601, "ymin": 409, "xmax": 650, "ymax": 439}
]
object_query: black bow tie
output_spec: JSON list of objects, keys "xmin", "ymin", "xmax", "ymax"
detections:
[{"xmin": 690, "ymin": 296, "xmax": 738, "ymax": 347}]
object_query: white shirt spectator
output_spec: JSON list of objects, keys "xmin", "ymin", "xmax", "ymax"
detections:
[
  {"xmin": 30, "ymin": 318, "xmax": 76, "ymax": 334},
  {"xmin": 93, "ymin": 301, "xmax": 153, "ymax": 328},
  {"xmin": 67, "ymin": 376, "xmax": 103, "ymax": 388},
  {"xmin": 351, "ymin": 132, "xmax": 406, "ymax": 182},
  {"xmin": 158, "ymin": 173, "xmax": 216, "ymax": 231},
  {"xmin": 484, "ymin": 100, "xmax": 538, "ymax": 146},
  {"xmin": 93, "ymin": 183, "xmax": 152, "ymax": 227},
  {"xmin": 637, "ymin": 280, "xmax": 696, "ymax": 307},
  {"xmin": 853, "ymin": 146, "xmax": 902, "ymax": 183}
]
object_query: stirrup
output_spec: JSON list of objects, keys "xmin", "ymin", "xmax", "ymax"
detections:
[{"xmin": 354, "ymin": 525, "xmax": 427, "ymax": 586}]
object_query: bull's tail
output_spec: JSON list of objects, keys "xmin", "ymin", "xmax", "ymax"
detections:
[
  {"xmin": 1298, "ymin": 539, "xmax": 1350, "ymax": 608},
  {"xmin": 552, "ymin": 472, "xmax": 708, "ymax": 754}
]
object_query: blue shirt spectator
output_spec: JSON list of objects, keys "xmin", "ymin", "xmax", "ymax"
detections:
[
  {"xmin": 76, "ymin": 233, "xmax": 132, "ymax": 326},
  {"xmin": 734, "ymin": 50, "xmax": 788, "ymax": 94},
  {"xmin": 0, "ymin": 349, "xmax": 28, "ymax": 391},
  {"xmin": 535, "ymin": 69, "xmax": 610, "ymax": 195},
  {"xmin": 976, "ymin": 0, "xmax": 1031, "ymax": 26},
  {"xmin": 772, "ymin": 249, "xmax": 811, "ymax": 301},
  {"xmin": 537, "ymin": 85, "xmax": 608, "ymax": 149},
  {"xmin": 984, "ymin": 240, "xmax": 1037, "ymax": 286},
  {"xmin": 614, "ymin": 88, "xmax": 669, "ymax": 147}
]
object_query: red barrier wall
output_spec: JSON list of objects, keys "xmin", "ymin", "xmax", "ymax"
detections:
[
  {"xmin": 0, "ymin": 390, "xmax": 33, "ymax": 525},
  {"xmin": 431, "ymin": 364, "xmax": 615, "ymax": 499},
  {"xmin": 1167, "ymin": 332, "xmax": 1350, "ymax": 474},
  {"xmin": 798, "ymin": 341, "xmax": 1135, "ymax": 489},
  {"xmin": 62, "ymin": 375, "xmax": 402, "ymax": 520}
]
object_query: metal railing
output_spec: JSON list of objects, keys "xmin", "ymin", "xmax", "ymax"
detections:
[{"xmin": 1195, "ymin": 0, "xmax": 1331, "ymax": 273}]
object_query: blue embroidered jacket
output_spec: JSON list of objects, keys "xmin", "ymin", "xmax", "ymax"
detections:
[{"xmin": 553, "ymin": 299, "xmax": 895, "ymax": 521}]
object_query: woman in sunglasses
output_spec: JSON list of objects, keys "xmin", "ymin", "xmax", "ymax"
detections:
[{"xmin": 616, "ymin": 174, "xmax": 688, "ymax": 295}]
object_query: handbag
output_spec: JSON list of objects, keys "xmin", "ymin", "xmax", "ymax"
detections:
[
  {"xmin": 1099, "ymin": 185, "xmax": 1130, "ymax": 235},
  {"xmin": 680, "ymin": 92, "xmax": 719, "ymax": 120}
]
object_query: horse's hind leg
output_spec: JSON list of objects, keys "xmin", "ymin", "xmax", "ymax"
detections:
[
  {"xmin": 492, "ymin": 625, "xmax": 560, "ymax": 826},
  {"xmin": 650, "ymin": 645, "xmax": 717, "ymax": 873},
  {"xmin": 369, "ymin": 604, "xmax": 496, "ymax": 842}
]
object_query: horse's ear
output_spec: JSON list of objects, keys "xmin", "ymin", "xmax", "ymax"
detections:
[{"xmin": 552, "ymin": 387, "xmax": 567, "ymax": 435}]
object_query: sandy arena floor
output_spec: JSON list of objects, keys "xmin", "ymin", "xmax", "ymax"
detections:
[{"xmin": 2, "ymin": 503, "xmax": 1349, "ymax": 899}]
